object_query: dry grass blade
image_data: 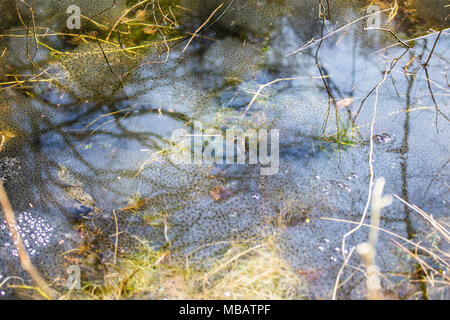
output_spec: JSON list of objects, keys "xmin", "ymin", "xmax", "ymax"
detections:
[
  {"xmin": 332, "ymin": 246, "xmax": 355, "ymax": 300},
  {"xmin": 322, "ymin": 217, "xmax": 450, "ymax": 268},
  {"xmin": 106, "ymin": 0, "xmax": 152, "ymax": 41},
  {"xmin": 393, "ymin": 194, "xmax": 450, "ymax": 242},
  {"xmin": 391, "ymin": 239, "xmax": 431, "ymax": 284},
  {"xmin": 203, "ymin": 243, "xmax": 266, "ymax": 290}
]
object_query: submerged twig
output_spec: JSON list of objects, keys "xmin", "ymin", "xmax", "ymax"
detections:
[
  {"xmin": 0, "ymin": 181, "xmax": 58, "ymax": 299},
  {"xmin": 423, "ymin": 158, "xmax": 450, "ymax": 199}
]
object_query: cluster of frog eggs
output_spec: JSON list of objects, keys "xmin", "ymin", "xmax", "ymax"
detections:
[
  {"xmin": 318, "ymin": 238, "xmax": 355, "ymax": 263},
  {"xmin": 0, "ymin": 212, "xmax": 53, "ymax": 257},
  {"xmin": 16, "ymin": 0, "xmax": 125, "ymax": 29},
  {"xmin": 0, "ymin": 158, "xmax": 21, "ymax": 184},
  {"xmin": 314, "ymin": 172, "xmax": 359, "ymax": 194}
]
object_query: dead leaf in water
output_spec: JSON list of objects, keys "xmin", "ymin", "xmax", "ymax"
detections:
[
  {"xmin": 210, "ymin": 186, "xmax": 233, "ymax": 201},
  {"xmin": 297, "ymin": 269, "xmax": 322, "ymax": 282},
  {"xmin": 119, "ymin": 198, "xmax": 148, "ymax": 212}
]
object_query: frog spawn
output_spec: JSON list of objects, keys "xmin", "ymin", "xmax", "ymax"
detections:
[
  {"xmin": 0, "ymin": 43, "xmax": 419, "ymax": 298},
  {"xmin": 0, "ymin": 0, "xmax": 18, "ymax": 33},
  {"xmin": 0, "ymin": 158, "xmax": 21, "ymax": 184},
  {"xmin": 50, "ymin": 42, "xmax": 140, "ymax": 102},
  {"xmin": 16, "ymin": 0, "xmax": 126, "ymax": 30},
  {"xmin": 76, "ymin": 133, "xmax": 388, "ymax": 299},
  {"xmin": 0, "ymin": 212, "xmax": 53, "ymax": 257}
]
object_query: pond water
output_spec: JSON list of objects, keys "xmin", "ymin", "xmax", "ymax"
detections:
[{"xmin": 0, "ymin": 0, "xmax": 449, "ymax": 299}]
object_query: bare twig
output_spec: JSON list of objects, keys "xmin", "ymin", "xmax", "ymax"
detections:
[
  {"xmin": 286, "ymin": 8, "xmax": 394, "ymax": 57},
  {"xmin": 182, "ymin": 2, "xmax": 225, "ymax": 53},
  {"xmin": 332, "ymin": 246, "xmax": 355, "ymax": 300},
  {"xmin": 242, "ymin": 77, "xmax": 303, "ymax": 115},
  {"xmin": 370, "ymin": 29, "xmax": 449, "ymax": 56},
  {"xmin": 364, "ymin": 27, "xmax": 410, "ymax": 49},
  {"xmin": 357, "ymin": 178, "xmax": 393, "ymax": 300}
]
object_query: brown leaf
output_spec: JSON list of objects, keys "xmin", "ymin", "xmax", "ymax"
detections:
[
  {"xmin": 119, "ymin": 198, "xmax": 147, "ymax": 212},
  {"xmin": 297, "ymin": 269, "xmax": 321, "ymax": 282},
  {"xmin": 210, "ymin": 186, "xmax": 233, "ymax": 201}
]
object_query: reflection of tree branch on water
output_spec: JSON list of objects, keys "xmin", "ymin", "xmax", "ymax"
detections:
[
  {"xmin": 421, "ymin": 31, "xmax": 450, "ymax": 133},
  {"xmin": 351, "ymin": 49, "xmax": 409, "ymax": 127}
]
